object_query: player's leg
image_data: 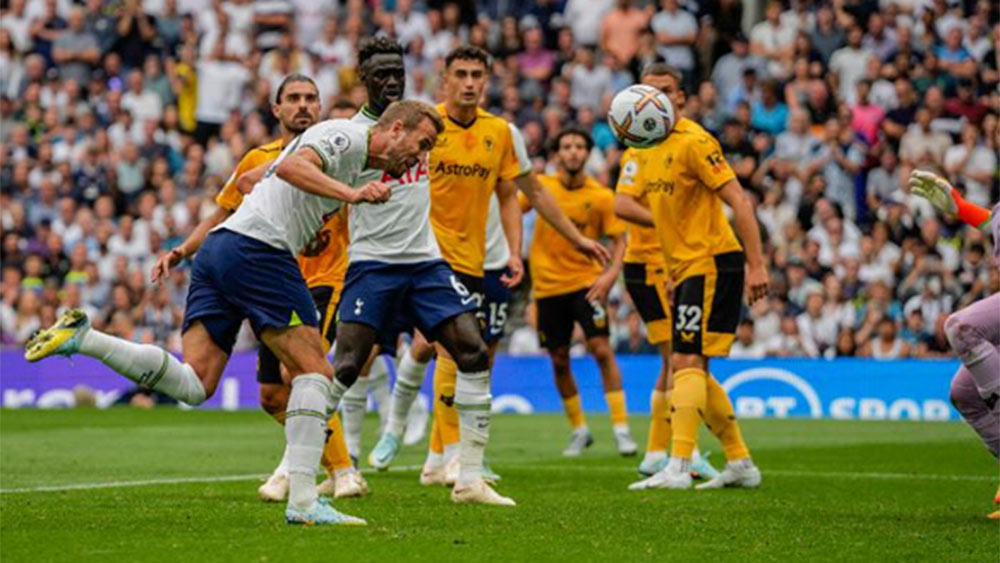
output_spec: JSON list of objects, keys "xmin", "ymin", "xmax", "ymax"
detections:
[
  {"xmin": 691, "ymin": 257, "xmax": 759, "ymax": 490},
  {"xmin": 261, "ymin": 324, "xmax": 363, "ymax": 525},
  {"xmin": 944, "ymin": 294, "xmax": 1000, "ymax": 409},
  {"xmin": 257, "ymin": 344, "xmax": 293, "ymax": 501},
  {"xmin": 639, "ymin": 342, "xmax": 672, "ymax": 474},
  {"xmin": 948, "ymin": 366, "xmax": 1000, "ymax": 519},
  {"xmin": 368, "ymin": 352, "xmax": 392, "ymax": 431},
  {"xmin": 340, "ymin": 350, "xmax": 374, "ymax": 461},
  {"xmin": 307, "ymin": 286, "xmax": 366, "ymax": 499},
  {"xmin": 370, "ymin": 329, "xmax": 434, "ymax": 469},
  {"xmin": 577, "ymin": 290, "xmax": 635, "ymax": 456},
  {"xmin": 537, "ymin": 293, "xmax": 592, "ymax": 456},
  {"xmin": 26, "ymin": 302, "xmax": 224, "ymax": 403},
  {"xmin": 434, "ymin": 311, "xmax": 513, "ymax": 506}
]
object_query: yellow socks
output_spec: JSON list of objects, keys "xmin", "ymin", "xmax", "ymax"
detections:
[
  {"xmin": 433, "ymin": 355, "xmax": 460, "ymax": 449},
  {"xmin": 670, "ymin": 368, "xmax": 707, "ymax": 459},
  {"xmin": 562, "ymin": 394, "xmax": 586, "ymax": 429},
  {"xmin": 605, "ymin": 390, "xmax": 628, "ymax": 426},
  {"xmin": 646, "ymin": 390, "xmax": 671, "ymax": 454},
  {"xmin": 705, "ymin": 374, "xmax": 750, "ymax": 461},
  {"xmin": 321, "ymin": 413, "xmax": 353, "ymax": 473}
]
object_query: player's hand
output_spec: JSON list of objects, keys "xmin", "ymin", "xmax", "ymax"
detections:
[
  {"xmin": 663, "ymin": 277, "xmax": 674, "ymax": 308},
  {"xmin": 575, "ymin": 237, "xmax": 611, "ymax": 266},
  {"xmin": 745, "ymin": 263, "xmax": 769, "ymax": 305},
  {"xmin": 585, "ymin": 271, "xmax": 616, "ymax": 303},
  {"xmin": 502, "ymin": 255, "xmax": 524, "ymax": 288},
  {"xmin": 151, "ymin": 248, "xmax": 184, "ymax": 284},
  {"xmin": 353, "ymin": 181, "xmax": 391, "ymax": 204},
  {"xmin": 909, "ymin": 170, "xmax": 957, "ymax": 216}
]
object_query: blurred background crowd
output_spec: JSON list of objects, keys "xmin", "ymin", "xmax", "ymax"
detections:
[{"xmin": 1, "ymin": 0, "xmax": 997, "ymax": 360}]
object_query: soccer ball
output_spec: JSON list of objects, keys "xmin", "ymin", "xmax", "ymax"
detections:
[{"xmin": 607, "ymin": 85, "xmax": 675, "ymax": 149}]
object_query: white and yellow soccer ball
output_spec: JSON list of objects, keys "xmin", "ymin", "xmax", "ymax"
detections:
[{"xmin": 607, "ymin": 84, "xmax": 675, "ymax": 149}]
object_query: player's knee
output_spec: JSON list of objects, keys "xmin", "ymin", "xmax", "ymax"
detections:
[
  {"xmin": 589, "ymin": 339, "xmax": 614, "ymax": 364},
  {"xmin": 453, "ymin": 337, "xmax": 489, "ymax": 373},
  {"xmin": 549, "ymin": 349, "xmax": 571, "ymax": 377},
  {"xmin": 333, "ymin": 358, "xmax": 363, "ymax": 389},
  {"xmin": 259, "ymin": 384, "xmax": 288, "ymax": 416},
  {"xmin": 943, "ymin": 312, "xmax": 978, "ymax": 354}
]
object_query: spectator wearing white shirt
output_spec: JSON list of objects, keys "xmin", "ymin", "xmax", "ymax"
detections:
[
  {"xmin": 828, "ymin": 26, "xmax": 874, "ymax": 104},
  {"xmin": 650, "ymin": 0, "xmax": 698, "ymax": 79},
  {"xmin": 193, "ymin": 42, "xmax": 249, "ymax": 145},
  {"xmin": 866, "ymin": 148, "xmax": 902, "ymax": 211},
  {"xmin": 768, "ymin": 315, "xmax": 819, "ymax": 357},
  {"xmin": 861, "ymin": 317, "xmax": 910, "ymax": 359},
  {"xmin": 751, "ymin": 1, "xmax": 796, "ymax": 79},
  {"xmin": 797, "ymin": 290, "xmax": 839, "ymax": 355},
  {"xmin": 564, "ymin": 0, "xmax": 615, "ymax": 47},
  {"xmin": 730, "ymin": 319, "xmax": 768, "ymax": 359},
  {"xmin": 568, "ymin": 47, "xmax": 611, "ymax": 112},
  {"xmin": 393, "ymin": 0, "xmax": 430, "ymax": 48},
  {"xmin": 711, "ymin": 35, "xmax": 765, "ymax": 101},
  {"xmin": 943, "ymin": 122, "xmax": 997, "ymax": 207},
  {"xmin": 121, "ymin": 70, "xmax": 162, "ymax": 124}
]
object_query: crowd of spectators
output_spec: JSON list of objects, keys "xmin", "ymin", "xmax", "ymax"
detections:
[{"xmin": 1, "ymin": 0, "xmax": 997, "ymax": 360}]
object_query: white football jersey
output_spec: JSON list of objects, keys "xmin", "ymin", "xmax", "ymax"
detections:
[
  {"xmin": 221, "ymin": 119, "xmax": 369, "ymax": 254},
  {"xmin": 347, "ymin": 107, "xmax": 441, "ymax": 264},
  {"xmin": 484, "ymin": 123, "xmax": 532, "ymax": 270}
]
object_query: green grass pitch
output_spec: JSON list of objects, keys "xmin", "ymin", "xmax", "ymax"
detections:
[{"xmin": 1, "ymin": 408, "xmax": 997, "ymax": 562}]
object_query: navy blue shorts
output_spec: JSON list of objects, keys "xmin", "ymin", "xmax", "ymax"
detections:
[
  {"xmin": 182, "ymin": 229, "xmax": 319, "ymax": 355},
  {"xmin": 337, "ymin": 260, "xmax": 476, "ymax": 339},
  {"xmin": 482, "ymin": 268, "xmax": 511, "ymax": 343}
]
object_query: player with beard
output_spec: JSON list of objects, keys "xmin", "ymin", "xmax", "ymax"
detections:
[
  {"xmin": 148, "ymin": 74, "xmax": 365, "ymax": 502},
  {"xmin": 522, "ymin": 127, "xmax": 636, "ymax": 457}
]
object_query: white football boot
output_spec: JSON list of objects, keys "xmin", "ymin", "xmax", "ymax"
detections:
[
  {"xmin": 451, "ymin": 480, "xmax": 516, "ymax": 506},
  {"xmin": 695, "ymin": 459, "xmax": 761, "ymax": 490},
  {"xmin": 258, "ymin": 473, "xmax": 289, "ymax": 502}
]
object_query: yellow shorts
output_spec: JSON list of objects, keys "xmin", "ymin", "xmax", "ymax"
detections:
[{"xmin": 623, "ymin": 262, "xmax": 672, "ymax": 345}]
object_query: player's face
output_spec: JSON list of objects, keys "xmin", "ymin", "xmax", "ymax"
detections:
[
  {"xmin": 556, "ymin": 134, "xmax": 589, "ymax": 176},
  {"xmin": 642, "ymin": 73, "xmax": 685, "ymax": 112},
  {"xmin": 444, "ymin": 59, "xmax": 487, "ymax": 109},
  {"xmin": 361, "ymin": 53, "xmax": 406, "ymax": 112},
  {"xmin": 384, "ymin": 117, "xmax": 438, "ymax": 178},
  {"xmin": 274, "ymin": 81, "xmax": 320, "ymax": 134}
]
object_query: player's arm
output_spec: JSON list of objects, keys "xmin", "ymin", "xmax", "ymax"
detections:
[
  {"xmin": 277, "ymin": 147, "xmax": 389, "ymax": 204},
  {"xmin": 151, "ymin": 206, "xmax": 231, "ymax": 283},
  {"xmin": 613, "ymin": 193, "xmax": 654, "ymax": 227},
  {"xmin": 909, "ymin": 170, "xmax": 992, "ymax": 231},
  {"xmin": 236, "ymin": 160, "xmax": 271, "ymax": 194},
  {"xmin": 514, "ymin": 173, "xmax": 611, "ymax": 265},
  {"xmin": 717, "ymin": 179, "xmax": 769, "ymax": 304},
  {"xmin": 585, "ymin": 233, "xmax": 625, "ymax": 303},
  {"xmin": 496, "ymin": 179, "xmax": 524, "ymax": 288}
]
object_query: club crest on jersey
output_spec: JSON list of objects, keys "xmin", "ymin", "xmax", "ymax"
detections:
[
  {"xmin": 483, "ymin": 136, "xmax": 494, "ymax": 151},
  {"xmin": 330, "ymin": 132, "xmax": 351, "ymax": 152}
]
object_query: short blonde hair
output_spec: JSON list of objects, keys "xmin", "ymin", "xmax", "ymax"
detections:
[{"xmin": 375, "ymin": 100, "xmax": 444, "ymax": 134}]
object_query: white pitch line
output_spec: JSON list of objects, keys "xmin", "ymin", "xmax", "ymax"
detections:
[
  {"xmin": 0, "ymin": 465, "xmax": 424, "ymax": 495},
  {"xmin": 1, "ymin": 464, "xmax": 992, "ymax": 494}
]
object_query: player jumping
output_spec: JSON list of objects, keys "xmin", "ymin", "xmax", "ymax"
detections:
[
  {"xmin": 909, "ymin": 169, "xmax": 1000, "ymax": 519},
  {"xmin": 150, "ymin": 74, "xmax": 365, "ymax": 503},
  {"xmin": 25, "ymin": 101, "xmax": 441, "ymax": 525},
  {"xmin": 616, "ymin": 65, "xmax": 767, "ymax": 491}
]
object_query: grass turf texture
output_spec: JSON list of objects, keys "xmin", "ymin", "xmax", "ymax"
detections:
[{"xmin": 1, "ymin": 409, "xmax": 997, "ymax": 562}]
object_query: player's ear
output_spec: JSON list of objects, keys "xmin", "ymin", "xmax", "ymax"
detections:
[{"xmin": 271, "ymin": 102, "xmax": 281, "ymax": 120}]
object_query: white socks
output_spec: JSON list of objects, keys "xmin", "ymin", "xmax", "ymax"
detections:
[
  {"xmin": 79, "ymin": 329, "xmax": 206, "ymax": 405},
  {"xmin": 369, "ymin": 356, "xmax": 392, "ymax": 428},
  {"xmin": 341, "ymin": 377, "xmax": 368, "ymax": 459},
  {"xmin": 455, "ymin": 369, "xmax": 491, "ymax": 487},
  {"xmin": 286, "ymin": 374, "xmax": 332, "ymax": 510},
  {"xmin": 273, "ymin": 445, "xmax": 291, "ymax": 477},
  {"xmin": 386, "ymin": 352, "xmax": 428, "ymax": 436}
]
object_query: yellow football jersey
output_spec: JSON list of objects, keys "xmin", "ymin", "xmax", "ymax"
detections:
[
  {"xmin": 298, "ymin": 206, "xmax": 349, "ymax": 289},
  {"xmin": 617, "ymin": 118, "xmax": 742, "ymax": 280},
  {"xmin": 216, "ymin": 138, "xmax": 286, "ymax": 212},
  {"xmin": 617, "ymin": 147, "xmax": 665, "ymax": 267},
  {"xmin": 521, "ymin": 174, "xmax": 624, "ymax": 299},
  {"xmin": 429, "ymin": 104, "xmax": 528, "ymax": 277},
  {"xmin": 217, "ymin": 138, "xmax": 349, "ymax": 290}
]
